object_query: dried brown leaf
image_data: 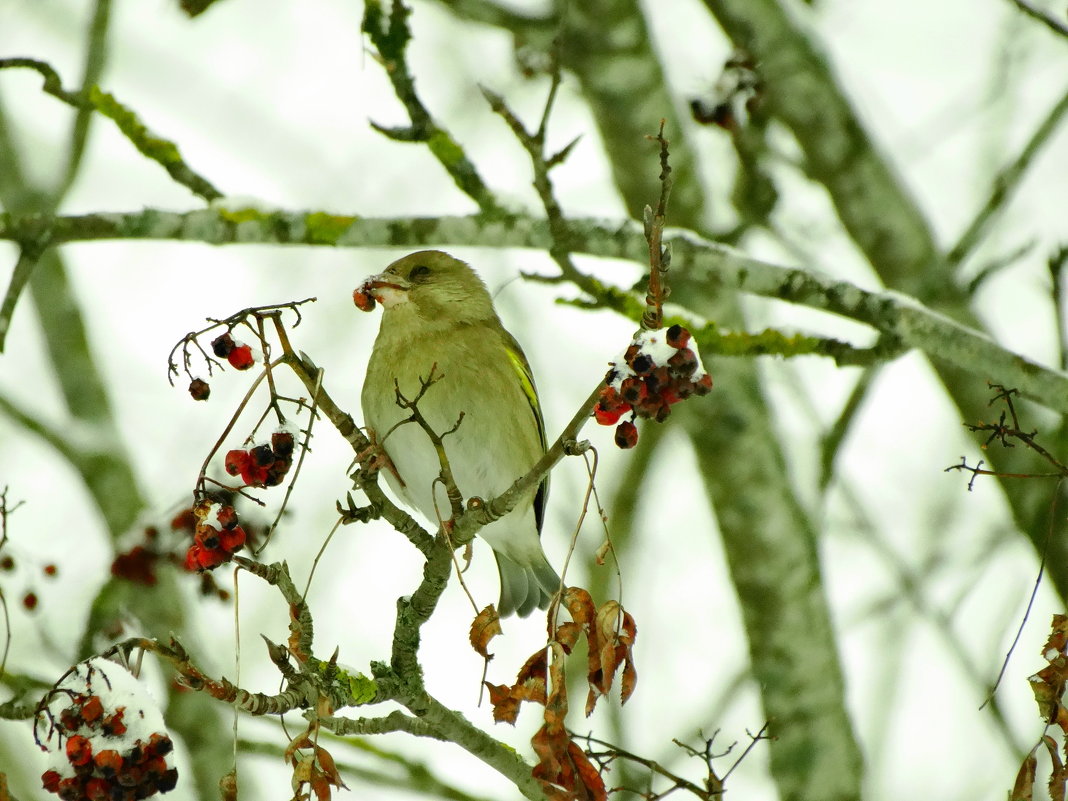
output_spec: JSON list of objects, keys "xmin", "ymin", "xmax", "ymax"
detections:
[
  {"xmin": 1044, "ymin": 734, "xmax": 1067, "ymax": 801},
  {"xmin": 1011, "ymin": 748, "xmax": 1037, "ymax": 801},
  {"xmin": 314, "ymin": 745, "xmax": 347, "ymax": 790},
  {"xmin": 469, "ymin": 604, "xmax": 502, "ymax": 659},
  {"xmin": 562, "ymin": 587, "xmax": 596, "ymax": 625},
  {"xmin": 485, "ymin": 682, "xmax": 522, "ymax": 725}
]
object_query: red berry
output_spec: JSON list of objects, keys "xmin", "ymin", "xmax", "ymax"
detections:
[
  {"xmin": 224, "ymin": 449, "xmax": 250, "ymax": 477},
  {"xmin": 211, "ymin": 332, "xmax": 235, "ymax": 358},
  {"xmin": 84, "ymin": 777, "xmax": 110, "ymax": 801},
  {"xmin": 215, "ymin": 505, "xmax": 238, "ymax": 529},
  {"xmin": 619, "ymin": 376, "xmax": 648, "ymax": 405},
  {"xmin": 23, "ymin": 592, "xmax": 38, "ymax": 611},
  {"xmin": 183, "ymin": 547, "xmax": 200, "ymax": 572},
  {"xmin": 146, "ymin": 732, "xmax": 174, "ymax": 757},
  {"xmin": 227, "ymin": 344, "xmax": 255, "ymax": 370},
  {"xmin": 614, "ymin": 421, "xmax": 638, "ymax": 449},
  {"xmin": 43, "ymin": 563, "xmax": 58, "ymax": 576},
  {"xmin": 42, "ymin": 769, "xmax": 62, "ymax": 792},
  {"xmin": 666, "ymin": 324, "xmax": 691, "ymax": 349},
  {"xmin": 353, "ymin": 288, "xmax": 377, "ymax": 312},
  {"xmin": 102, "ymin": 708, "xmax": 127, "ymax": 736},
  {"xmin": 0, "ymin": 555, "xmax": 13, "ymax": 570},
  {"xmin": 66, "ymin": 734, "xmax": 92, "ymax": 766},
  {"xmin": 219, "ymin": 526, "xmax": 246, "ymax": 553},
  {"xmin": 239, "ymin": 463, "xmax": 269, "ymax": 487},
  {"xmin": 196, "ymin": 546, "xmax": 228, "ymax": 570},
  {"xmin": 694, "ymin": 373, "xmax": 713, "ymax": 395},
  {"xmin": 61, "ymin": 707, "xmax": 82, "ymax": 731},
  {"xmin": 188, "ymin": 378, "xmax": 211, "ymax": 401},
  {"xmin": 171, "ymin": 507, "xmax": 196, "ymax": 532},
  {"xmin": 93, "ymin": 748, "xmax": 122, "ymax": 774},
  {"xmin": 80, "ymin": 694, "xmax": 103, "ymax": 723},
  {"xmin": 57, "ymin": 776, "xmax": 83, "ymax": 801},
  {"xmin": 668, "ymin": 348, "xmax": 698, "ymax": 376}
]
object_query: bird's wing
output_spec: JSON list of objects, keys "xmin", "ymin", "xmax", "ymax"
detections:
[{"xmin": 501, "ymin": 329, "xmax": 549, "ymax": 534}]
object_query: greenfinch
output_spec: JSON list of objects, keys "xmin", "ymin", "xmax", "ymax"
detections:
[{"xmin": 359, "ymin": 251, "xmax": 560, "ymax": 617}]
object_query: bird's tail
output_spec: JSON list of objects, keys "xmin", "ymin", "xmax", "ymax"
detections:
[{"xmin": 496, "ymin": 553, "xmax": 561, "ymax": 618}]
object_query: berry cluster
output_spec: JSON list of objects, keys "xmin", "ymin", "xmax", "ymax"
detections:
[
  {"xmin": 182, "ymin": 500, "xmax": 247, "ymax": 571},
  {"xmin": 38, "ymin": 661, "xmax": 177, "ymax": 800},
  {"xmin": 594, "ymin": 324, "xmax": 712, "ymax": 448},
  {"xmin": 210, "ymin": 332, "xmax": 256, "ymax": 371},
  {"xmin": 224, "ymin": 429, "xmax": 295, "ymax": 488}
]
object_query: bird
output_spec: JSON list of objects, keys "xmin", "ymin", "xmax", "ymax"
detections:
[{"xmin": 359, "ymin": 250, "xmax": 561, "ymax": 617}]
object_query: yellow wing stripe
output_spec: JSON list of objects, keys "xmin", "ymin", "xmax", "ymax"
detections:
[{"xmin": 504, "ymin": 344, "xmax": 546, "ymax": 450}]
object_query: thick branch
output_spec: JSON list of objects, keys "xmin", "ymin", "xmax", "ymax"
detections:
[{"xmin": 9, "ymin": 209, "xmax": 1068, "ymax": 416}]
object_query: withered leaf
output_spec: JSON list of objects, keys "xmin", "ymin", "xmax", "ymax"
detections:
[
  {"xmin": 485, "ymin": 682, "xmax": 522, "ymax": 725},
  {"xmin": 562, "ymin": 587, "xmax": 596, "ymax": 625},
  {"xmin": 1010, "ymin": 747, "xmax": 1037, "ymax": 801},
  {"xmin": 1044, "ymin": 734, "xmax": 1066, "ymax": 801},
  {"xmin": 469, "ymin": 604, "xmax": 502, "ymax": 659}
]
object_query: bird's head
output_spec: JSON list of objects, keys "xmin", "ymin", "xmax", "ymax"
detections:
[{"xmin": 359, "ymin": 251, "xmax": 497, "ymax": 325}]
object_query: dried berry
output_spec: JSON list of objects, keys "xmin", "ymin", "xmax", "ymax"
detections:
[
  {"xmin": 188, "ymin": 378, "xmax": 211, "ymax": 401},
  {"xmin": 619, "ymin": 376, "xmax": 647, "ymax": 405},
  {"xmin": 271, "ymin": 430, "xmax": 295, "ymax": 459},
  {"xmin": 666, "ymin": 324, "xmax": 691, "ymax": 349},
  {"xmin": 211, "ymin": 332, "xmax": 235, "ymax": 358},
  {"xmin": 250, "ymin": 444, "xmax": 274, "ymax": 467},
  {"xmin": 614, "ymin": 421, "xmax": 638, "ymax": 449},
  {"xmin": 668, "ymin": 347, "xmax": 698, "ymax": 376},
  {"xmin": 630, "ymin": 353, "xmax": 654, "ymax": 376}
]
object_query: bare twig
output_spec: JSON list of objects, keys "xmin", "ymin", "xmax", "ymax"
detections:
[{"xmin": 1006, "ymin": 0, "xmax": 1068, "ymax": 38}]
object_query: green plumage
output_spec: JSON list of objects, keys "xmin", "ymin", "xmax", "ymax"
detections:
[{"xmin": 360, "ymin": 251, "xmax": 560, "ymax": 617}]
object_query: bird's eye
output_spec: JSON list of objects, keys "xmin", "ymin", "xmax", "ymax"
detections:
[{"xmin": 409, "ymin": 264, "xmax": 431, "ymax": 281}]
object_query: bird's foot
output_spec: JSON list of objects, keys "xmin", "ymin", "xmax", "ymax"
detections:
[{"xmin": 357, "ymin": 428, "xmax": 405, "ymax": 488}]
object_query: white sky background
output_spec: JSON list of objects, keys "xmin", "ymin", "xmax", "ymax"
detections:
[{"xmin": 2, "ymin": 0, "xmax": 1068, "ymax": 799}]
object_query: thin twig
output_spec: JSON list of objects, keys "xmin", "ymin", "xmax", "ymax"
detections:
[
  {"xmin": 982, "ymin": 479, "xmax": 1064, "ymax": 709},
  {"xmin": 1006, "ymin": 0, "xmax": 1068, "ymax": 38}
]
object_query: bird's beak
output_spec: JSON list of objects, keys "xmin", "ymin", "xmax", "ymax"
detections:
[{"xmin": 358, "ymin": 273, "xmax": 411, "ymax": 309}]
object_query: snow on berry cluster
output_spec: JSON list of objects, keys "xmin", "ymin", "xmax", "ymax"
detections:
[
  {"xmin": 224, "ymin": 427, "xmax": 296, "ymax": 488},
  {"xmin": 210, "ymin": 332, "xmax": 257, "ymax": 371},
  {"xmin": 182, "ymin": 499, "xmax": 247, "ymax": 572},
  {"xmin": 594, "ymin": 324, "xmax": 712, "ymax": 448},
  {"xmin": 37, "ymin": 659, "xmax": 177, "ymax": 800}
]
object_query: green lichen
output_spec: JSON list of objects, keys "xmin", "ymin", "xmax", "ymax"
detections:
[
  {"xmin": 88, "ymin": 86, "xmax": 181, "ymax": 164},
  {"xmin": 344, "ymin": 670, "xmax": 378, "ymax": 705},
  {"xmin": 217, "ymin": 207, "xmax": 270, "ymax": 225},
  {"xmin": 427, "ymin": 130, "xmax": 464, "ymax": 167},
  {"xmin": 304, "ymin": 212, "xmax": 356, "ymax": 245}
]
